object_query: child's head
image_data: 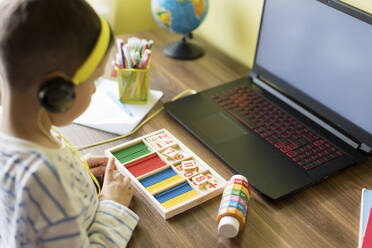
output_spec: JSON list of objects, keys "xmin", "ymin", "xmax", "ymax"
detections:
[{"xmin": 0, "ymin": 0, "xmax": 114, "ymax": 126}]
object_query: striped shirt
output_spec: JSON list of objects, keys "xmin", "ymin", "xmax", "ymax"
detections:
[{"xmin": 0, "ymin": 132, "xmax": 139, "ymax": 247}]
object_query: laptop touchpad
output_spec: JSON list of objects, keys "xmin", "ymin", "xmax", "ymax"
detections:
[{"xmin": 191, "ymin": 112, "xmax": 247, "ymax": 145}]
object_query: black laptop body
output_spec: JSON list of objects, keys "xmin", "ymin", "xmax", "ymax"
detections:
[{"xmin": 164, "ymin": 0, "xmax": 372, "ymax": 200}]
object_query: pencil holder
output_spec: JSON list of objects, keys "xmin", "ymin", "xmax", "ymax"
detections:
[{"xmin": 116, "ymin": 64, "xmax": 150, "ymax": 104}]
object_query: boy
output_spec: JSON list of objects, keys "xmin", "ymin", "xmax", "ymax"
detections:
[{"xmin": 0, "ymin": 0, "xmax": 138, "ymax": 247}]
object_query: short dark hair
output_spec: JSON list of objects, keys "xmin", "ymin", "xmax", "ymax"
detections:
[{"xmin": 0, "ymin": 0, "xmax": 114, "ymax": 91}]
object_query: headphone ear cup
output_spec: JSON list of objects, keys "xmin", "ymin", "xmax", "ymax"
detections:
[{"xmin": 38, "ymin": 77, "xmax": 75, "ymax": 113}]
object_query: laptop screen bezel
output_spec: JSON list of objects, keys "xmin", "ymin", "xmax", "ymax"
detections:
[{"xmin": 251, "ymin": 0, "xmax": 372, "ymax": 148}]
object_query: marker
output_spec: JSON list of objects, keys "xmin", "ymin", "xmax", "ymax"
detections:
[
  {"xmin": 130, "ymin": 50, "xmax": 138, "ymax": 68},
  {"xmin": 116, "ymin": 39, "xmax": 123, "ymax": 53},
  {"xmin": 128, "ymin": 37, "xmax": 141, "ymax": 52},
  {"xmin": 138, "ymin": 54, "xmax": 147, "ymax": 69},
  {"xmin": 142, "ymin": 43, "xmax": 149, "ymax": 56},
  {"xmin": 120, "ymin": 41, "xmax": 126, "ymax": 68},
  {"xmin": 142, "ymin": 50, "xmax": 152, "ymax": 69},
  {"xmin": 116, "ymin": 54, "xmax": 123, "ymax": 68},
  {"xmin": 148, "ymin": 40, "xmax": 154, "ymax": 50},
  {"xmin": 123, "ymin": 44, "xmax": 133, "ymax": 68},
  {"xmin": 139, "ymin": 39, "xmax": 147, "ymax": 55},
  {"xmin": 138, "ymin": 50, "xmax": 150, "ymax": 69},
  {"xmin": 116, "ymin": 39, "xmax": 124, "ymax": 67},
  {"xmin": 135, "ymin": 51, "xmax": 141, "ymax": 65}
]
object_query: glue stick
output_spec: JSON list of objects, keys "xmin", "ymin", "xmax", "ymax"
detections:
[{"xmin": 217, "ymin": 175, "xmax": 250, "ymax": 238}]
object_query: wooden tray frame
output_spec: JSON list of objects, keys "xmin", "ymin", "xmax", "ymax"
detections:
[{"xmin": 105, "ymin": 129, "xmax": 226, "ymax": 219}]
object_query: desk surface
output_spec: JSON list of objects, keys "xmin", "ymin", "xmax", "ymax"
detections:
[{"xmin": 61, "ymin": 28, "xmax": 372, "ymax": 248}]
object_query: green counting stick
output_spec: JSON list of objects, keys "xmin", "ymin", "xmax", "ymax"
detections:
[
  {"xmin": 113, "ymin": 143, "xmax": 147, "ymax": 157},
  {"xmin": 113, "ymin": 142, "xmax": 151, "ymax": 164}
]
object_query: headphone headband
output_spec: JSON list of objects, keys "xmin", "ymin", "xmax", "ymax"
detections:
[{"xmin": 72, "ymin": 15, "xmax": 110, "ymax": 85}]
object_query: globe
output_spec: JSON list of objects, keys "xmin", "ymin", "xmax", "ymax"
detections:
[{"xmin": 151, "ymin": 0, "xmax": 209, "ymax": 60}]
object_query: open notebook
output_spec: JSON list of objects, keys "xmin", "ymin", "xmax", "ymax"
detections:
[{"xmin": 74, "ymin": 78, "xmax": 163, "ymax": 135}]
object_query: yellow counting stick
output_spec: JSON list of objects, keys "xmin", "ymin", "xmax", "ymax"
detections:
[
  {"xmin": 161, "ymin": 190, "xmax": 198, "ymax": 209},
  {"xmin": 146, "ymin": 175, "xmax": 184, "ymax": 194}
]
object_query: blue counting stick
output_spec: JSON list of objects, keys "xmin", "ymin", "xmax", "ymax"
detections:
[
  {"xmin": 155, "ymin": 182, "xmax": 193, "ymax": 203},
  {"xmin": 139, "ymin": 168, "xmax": 177, "ymax": 188}
]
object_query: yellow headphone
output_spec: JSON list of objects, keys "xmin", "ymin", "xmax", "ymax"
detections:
[
  {"xmin": 38, "ymin": 15, "xmax": 111, "ymax": 194},
  {"xmin": 73, "ymin": 14, "xmax": 111, "ymax": 85},
  {"xmin": 38, "ymin": 14, "xmax": 111, "ymax": 113}
]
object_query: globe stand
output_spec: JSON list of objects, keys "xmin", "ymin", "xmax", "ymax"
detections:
[{"xmin": 163, "ymin": 33, "xmax": 204, "ymax": 60}]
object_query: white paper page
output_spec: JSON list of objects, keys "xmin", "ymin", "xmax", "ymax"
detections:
[{"xmin": 73, "ymin": 78, "xmax": 163, "ymax": 135}]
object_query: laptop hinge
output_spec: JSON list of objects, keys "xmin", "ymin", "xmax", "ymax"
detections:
[
  {"xmin": 249, "ymin": 71, "xmax": 258, "ymax": 80},
  {"xmin": 359, "ymin": 143, "xmax": 372, "ymax": 153},
  {"xmin": 249, "ymin": 73, "xmax": 361, "ymax": 150}
]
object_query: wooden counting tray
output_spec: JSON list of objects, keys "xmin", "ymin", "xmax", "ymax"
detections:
[{"xmin": 105, "ymin": 129, "xmax": 227, "ymax": 219}]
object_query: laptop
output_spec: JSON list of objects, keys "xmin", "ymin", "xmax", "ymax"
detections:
[{"xmin": 164, "ymin": 0, "xmax": 372, "ymax": 200}]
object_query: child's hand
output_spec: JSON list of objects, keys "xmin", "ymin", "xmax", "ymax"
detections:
[
  {"xmin": 100, "ymin": 159, "xmax": 135, "ymax": 207},
  {"xmin": 84, "ymin": 155, "xmax": 108, "ymax": 178}
]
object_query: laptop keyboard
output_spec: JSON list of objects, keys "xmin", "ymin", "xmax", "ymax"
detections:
[{"xmin": 211, "ymin": 85, "xmax": 344, "ymax": 170}]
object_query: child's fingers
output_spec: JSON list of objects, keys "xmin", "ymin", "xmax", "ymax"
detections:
[
  {"xmin": 89, "ymin": 165, "xmax": 106, "ymax": 177},
  {"xmin": 123, "ymin": 176, "xmax": 131, "ymax": 186},
  {"xmin": 104, "ymin": 159, "xmax": 115, "ymax": 183},
  {"xmin": 86, "ymin": 156, "xmax": 109, "ymax": 168},
  {"xmin": 122, "ymin": 176, "xmax": 134, "ymax": 192},
  {"xmin": 112, "ymin": 170, "xmax": 124, "ymax": 181},
  {"xmin": 128, "ymin": 186, "xmax": 135, "ymax": 194}
]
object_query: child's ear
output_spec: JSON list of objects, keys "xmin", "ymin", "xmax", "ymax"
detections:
[{"xmin": 38, "ymin": 72, "xmax": 76, "ymax": 113}]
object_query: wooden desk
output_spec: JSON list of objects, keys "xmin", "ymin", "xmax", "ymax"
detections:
[{"xmin": 60, "ymin": 28, "xmax": 372, "ymax": 248}]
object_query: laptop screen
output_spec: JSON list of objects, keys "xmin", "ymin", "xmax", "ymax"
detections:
[{"xmin": 254, "ymin": 0, "xmax": 372, "ymax": 145}]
